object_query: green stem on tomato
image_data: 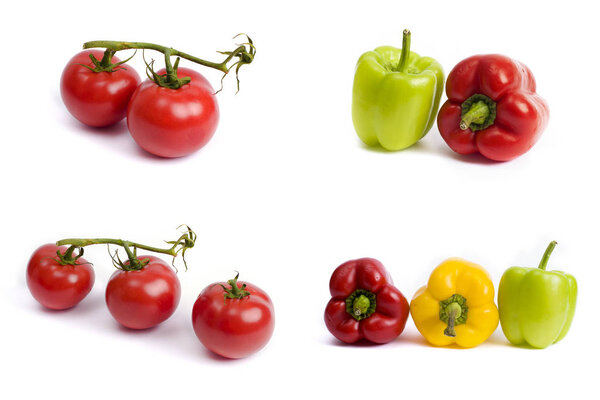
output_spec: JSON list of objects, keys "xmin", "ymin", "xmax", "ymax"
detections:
[
  {"xmin": 82, "ymin": 35, "xmax": 255, "ymax": 91},
  {"xmin": 56, "ymin": 226, "xmax": 196, "ymax": 271},
  {"xmin": 56, "ymin": 238, "xmax": 176, "ymax": 256},
  {"xmin": 84, "ymin": 41, "xmax": 227, "ymax": 72}
]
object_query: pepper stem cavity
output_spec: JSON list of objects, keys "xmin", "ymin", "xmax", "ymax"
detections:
[
  {"xmin": 220, "ymin": 272, "xmax": 251, "ymax": 300},
  {"xmin": 538, "ymin": 241, "xmax": 558, "ymax": 271},
  {"xmin": 56, "ymin": 225, "xmax": 196, "ymax": 271},
  {"xmin": 83, "ymin": 34, "xmax": 256, "ymax": 91},
  {"xmin": 460, "ymin": 94, "xmax": 497, "ymax": 131},
  {"xmin": 396, "ymin": 29, "xmax": 411, "ymax": 73},
  {"xmin": 439, "ymin": 294, "xmax": 468, "ymax": 337},
  {"xmin": 345, "ymin": 289, "xmax": 377, "ymax": 321}
]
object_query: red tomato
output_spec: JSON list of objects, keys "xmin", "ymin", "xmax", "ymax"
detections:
[
  {"xmin": 126, "ymin": 67, "xmax": 219, "ymax": 158},
  {"xmin": 105, "ymin": 256, "xmax": 181, "ymax": 329},
  {"xmin": 26, "ymin": 244, "xmax": 95, "ymax": 310},
  {"xmin": 60, "ymin": 50, "xmax": 140, "ymax": 127},
  {"xmin": 192, "ymin": 277, "xmax": 275, "ymax": 359}
]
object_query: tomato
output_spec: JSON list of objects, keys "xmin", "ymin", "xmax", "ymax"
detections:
[
  {"xmin": 105, "ymin": 256, "xmax": 181, "ymax": 329},
  {"xmin": 60, "ymin": 50, "xmax": 141, "ymax": 127},
  {"xmin": 126, "ymin": 67, "xmax": 219, "ymax": 158},
  {"xmin": 192, "ymin": 276, "xmax": 275, "ymax": 359},
  {"xmin": 26, "ymin": 244, "xmax": 95, "ymax": 310}
]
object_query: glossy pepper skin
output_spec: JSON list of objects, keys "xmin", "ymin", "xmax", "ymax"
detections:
[
  {"xmin": 410, "ymin": 258, "xmax": 499, "ymax": 348},
  {"xmin": 498, "ymin": 241, "xmax": 577, "ymax": 349},
  {"xmin": 352, "ymin": 30, "xmax": 444, "ymax": 151},
  {"xmin": 437, "ymin": 54, "xmax": 549, "ymax": 161},
  {"xmin": 324, "ymin": 258, "xmax": 409, "ymax": 344}
]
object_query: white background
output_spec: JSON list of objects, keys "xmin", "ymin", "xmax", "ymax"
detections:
[{"xmin": 1, "ymin": 0, "xmax": 598, "ymax": 398}]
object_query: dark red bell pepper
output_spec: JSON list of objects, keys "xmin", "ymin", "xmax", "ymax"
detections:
[
  {"xmin": 437, "ymin": 54, "xmax": 549, "ymax": 161},
  {"xmin": 324, "ymin": 258, "xmax": 409, "ymax": 344}
]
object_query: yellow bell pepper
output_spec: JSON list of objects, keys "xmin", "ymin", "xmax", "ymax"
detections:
[{"xmin": 410, "ymin": 258, "xmax": 499, "ymax": 348}]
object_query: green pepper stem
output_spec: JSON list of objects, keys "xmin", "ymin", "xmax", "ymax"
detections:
[
  {"xmin": 396, "ymin": 29, "xmax": 411, "ymax": 73},
  {"xmin": 538, "ymin": 241, "xmax": 558, "ymax": 270},
  {"xmin": 460, "ymin": 101, "xmax": 490, "ymax": 130}
]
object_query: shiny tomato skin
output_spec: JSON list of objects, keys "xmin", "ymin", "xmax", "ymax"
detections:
[
  {"xmin": 60, "ymin": 50, "xmax": 141, "ymax": 127},
  {"xmin": 105, "ymin": 256, "xmax": 181, "ymax": 330},
  {"xmin": 26, "ymin": 244, "xmax": 95, "ymax": 310},
  {"xmin": 126, "ymin": 67, "xmax": 219, "ymax": 158},
  {"xmin": 192, "ymin": 280, "xmax": 275, "ymax": 359}
]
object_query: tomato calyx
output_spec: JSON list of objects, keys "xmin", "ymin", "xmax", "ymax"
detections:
[
  {"xmin": 144, "ymin": 54, "xmax": 191, "ymax": 89},
  {"xmin": 82, "ymin": 34, "xmax": 256, "ymax": 92},
  {"xmin": 55, "ymin": 246, "xmax": 91, "ymax": 266},
  {"xmin": 108, "ymin": 241, "xmax": 151, "ymax": 271},
  {"xmin": 78, "ymin": 48, "xmax": 137, "ymax": 73},
  {"xmin": 220, "ymin": 273, "xmax": 251, "ymax": 301},
  {"xmin": 345, "ymin": 289, "xmax": 377, "ymax": 321}
]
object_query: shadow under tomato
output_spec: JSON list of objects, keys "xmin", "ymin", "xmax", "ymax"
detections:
[
  {"xmin": 66, "ymin": 117, "xmax": 130, "ymax": 137},
  {"xmin": 114, "ymin": 322, "xmax": 160, "ymax": 335},
  {"xmin": 35, "ymin": 292, "xmax": 105, "ymax": 315},
  {"xmin": 133, "ymin": 140, "xmax": 216, "ymax": 162},
  {"xmin": 133, "ymin": 145, "xmax": 186, "ymax": 162},
  {"xmin": 198, "ymin": 346, "xmax": 242, "ymax": 363}
]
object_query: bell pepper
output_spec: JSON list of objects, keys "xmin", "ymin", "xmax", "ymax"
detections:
[
  {"xmin": 324, "ymin": 258, "xmax": 409, "ymax": 344},
  {"xmin": 352, "ymin": 30, "xmax": 444, "ymax": 151},
  {"xmin": 437, "ymin": 54, "xmax": 549, "ymax": 161},
  {"xmin": 410, "ymin": 258, "xmax": 499, "ymax": 348},
  {"xmin": 498, "ymin": 241, "xmax": 577, "ymax": 349}
]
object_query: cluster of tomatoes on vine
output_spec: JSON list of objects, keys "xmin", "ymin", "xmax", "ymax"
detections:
[
  {"xmin": 60, "ymin": 35, "xmax": 255, "ymax": 158},
  {"xmin": 26, "ymin": 226, "xmax": 274, "ymax": 359}
]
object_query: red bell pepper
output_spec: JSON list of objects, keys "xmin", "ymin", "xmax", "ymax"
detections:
[
  {"xmin": 437, "ymin": 54, "xmax": 549, "ymax": 161},
  {"xmin": 324, "ymin": 258, "xmax": 409, "ymax": 344}
]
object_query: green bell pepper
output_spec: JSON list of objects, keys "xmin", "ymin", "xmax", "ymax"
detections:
[
  {"xmin": 352, "ymin": 30, "xmax": 444, "ymax": 151},
  {"xmin": 498, "ymin": 241, "xmax": 577, "ymax": 349}
]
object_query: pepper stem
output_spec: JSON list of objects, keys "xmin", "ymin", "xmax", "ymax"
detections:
[
  {"xmin": 538, "ymin": 241, "xmax": 558, "ymax": 270},
  {"xmin": 396, "ymin": 29, "xmax": 411, "ymax": 73},
  {"xmin": 459, "ymin": 94, "xmax": 497, "ymax": 131},
  {"xmin": 439, "ymin": 294, "xmax": 468, "ymax": 337},
  {"xmin": 345, "ymin": 289, "xmax": 377, "ymax": 321},
  {"xmin": 443, "ymin": 302, "xmax": 462, "ymax": 337},
  {"xmin": 353, "ymin": 295, "xmax": 371, "ymax": 316},
  {"xmin": 460, "ymin": 101, "xmax": 490, "ymax": 130}
]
